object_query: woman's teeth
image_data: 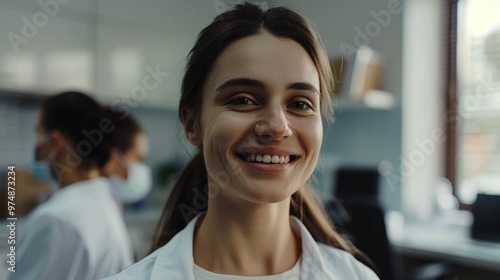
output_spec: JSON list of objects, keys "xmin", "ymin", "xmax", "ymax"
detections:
[{"xmin": 244, "ymin": 154, "xmax": 290, "ymax": 164}]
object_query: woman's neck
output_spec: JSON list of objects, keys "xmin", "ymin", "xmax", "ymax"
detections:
[
  {"xmin": 58, "ymin": 167, "xmax": 101, "ymax": 188},
  {"xmin": 193, "ymin": 193, "xmax": 301, "ymax": 276}
]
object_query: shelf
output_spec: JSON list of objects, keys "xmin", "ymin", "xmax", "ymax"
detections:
[{"xmin": 335, "ymin": 89, "xmax": 398, "ymax": 112}]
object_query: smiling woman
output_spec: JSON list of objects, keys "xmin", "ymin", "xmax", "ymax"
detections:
[{"xmin": 105, "ymin": 3, "xmax": 379, "ymax": 280}]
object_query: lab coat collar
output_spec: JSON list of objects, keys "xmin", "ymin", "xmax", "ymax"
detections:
[
  {"xmin": 151, "ymin": 213, "xmax": 197, "ymax": 280},
  {"xmin": 291, "ymin": 215, "xmax": 332, "ymax": 279},
  {"xmin": 150, "ymin": 213, "xmax": 331, "ymax": 280},
  {"xmin": 50, "ymin": 177, "xmax": 112, "ymax": 200}
]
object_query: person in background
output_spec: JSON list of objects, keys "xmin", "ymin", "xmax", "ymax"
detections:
[
  {"xmin": 102, "ymin": 108, "xmax": 152, "ymax": 209},
  {"xmin": 10, "ymin": 92, "xmax": 133, "ymax": 280},
  {"xmin": 106, "ymin": 3, "xmax": 378, "ymax": 280}
]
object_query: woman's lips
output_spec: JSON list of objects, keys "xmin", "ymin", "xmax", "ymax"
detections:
[
  {"xmin": 235, "ymin": 152, "xmax": 299, "ymax": 173},
  {"xmin": 236, "ymin": 152, "xmax": 298, "ymax": 164},
  {"xmin": 245, "ymin": 153, "xmax": 289, "ymax": 164}
]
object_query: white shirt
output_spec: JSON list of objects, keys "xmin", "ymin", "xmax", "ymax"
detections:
[
  {"xmin": 193, "ymin": 256, "xmax": 300, "ymax": 280},
  {"xmin": 10, "ymin": 177, "xmax": 133, "ymax": 280},
  {"xmin": 104, "ymin": 214, "xmax": 379, "ymax": 280}
]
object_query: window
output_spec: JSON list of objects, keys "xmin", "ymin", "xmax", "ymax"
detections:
[{"xmin": 456, "ymin": 0, "xmax": 500, "ymax": 204}]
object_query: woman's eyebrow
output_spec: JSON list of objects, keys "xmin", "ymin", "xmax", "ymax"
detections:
[
  {"xmin": 286, "ymin": 82, "xmax": 320, "ymax": 95},
  {"xmin": 216, "ymin": 78, "xmax": 266, "ymax": 93},
  {"xmin": 215, "ymin": 78, "xmax": 319, "ymax": 95}
]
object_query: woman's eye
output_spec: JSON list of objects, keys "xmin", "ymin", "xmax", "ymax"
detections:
[
  {"xmin": 228, "ymin": 96, "xmax": 256, "ymax": 106},
  {"xmin": 289, "ymin": 101, "xmax": 313, "ymax": 110}
]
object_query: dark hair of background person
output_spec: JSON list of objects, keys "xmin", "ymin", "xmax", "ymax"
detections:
[
  {"xmin": 150, "ymin": 2, "xmax": 370, "ymax": 266},
  {"xmin": 103, "ymin": 108, "xmax": 143, "ymax": 153},
  {"xmin": 39, "ymin": 91, "xmax": 112, "ymax": 170}
]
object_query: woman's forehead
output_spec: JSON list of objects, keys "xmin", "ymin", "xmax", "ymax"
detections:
[{"xmin": 206, "ymin": 32, "xmax": 320, "ymax": 92}]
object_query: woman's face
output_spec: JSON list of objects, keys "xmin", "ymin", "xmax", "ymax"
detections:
[
  {"xmin": 126, "ymin": 132, "xmax": 149, "ymax": 164},
  {"xmin": 113, "ymin": 132, "xmax": 149, "ymax": 179},
  {"xmin": 195, "ymin": 31, "xmax": 323, "ymax": 204},
  {"xmin": 34, "ymin": 110, "xmax": 52, "ymax": 161}
]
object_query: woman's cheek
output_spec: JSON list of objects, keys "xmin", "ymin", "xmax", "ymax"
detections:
[
  {"xmin": 296, "ymin": 117, "xmax": 322, "ymax": 148},
  {"xmin": 204, "ymin": 112, "xmax": 250, "ymax": 152}
]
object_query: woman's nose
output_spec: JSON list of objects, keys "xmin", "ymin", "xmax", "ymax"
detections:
[{"xmin": 254, "ymin": 106, "xmax": 292, "ymax": 143}]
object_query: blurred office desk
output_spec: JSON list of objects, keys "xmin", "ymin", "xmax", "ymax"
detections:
[
  {"xmin": 389, "ymin": 223, "xmax": 500, "ymax": 272},
  {"xmin": 123, "ymin": 208, "xmax": 163, "ymax": 260}
]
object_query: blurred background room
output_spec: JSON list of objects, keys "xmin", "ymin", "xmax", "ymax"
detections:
[{"xmin": 0, "ymin": 0, "xmax": 499, "ymax": 279}]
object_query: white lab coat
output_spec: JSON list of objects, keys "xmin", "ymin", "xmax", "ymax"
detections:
[
  {"xmin": 104, "ymin": 214, "xmax": 379, "ymax": 280},
  {"xmin": 10, "ymin": 177, "xmax": 133, "ymax": 280}
]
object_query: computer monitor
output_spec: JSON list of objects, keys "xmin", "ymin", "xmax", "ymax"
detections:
[
  {"xmin": 334, "ymin": 166, "xmax": 380, "ymax": 197},
  {"xmin": 471, "ymin": 193, "xmax": 500, "ymax": 242}
]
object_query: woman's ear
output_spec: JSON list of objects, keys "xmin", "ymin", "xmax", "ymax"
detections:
[
  {"xmin": 49, "ymin": 130, "xmax": 66, "ymax": 158},
  {"xmin": 181, "ymin": 108, "xmax": 201, "ymax": 146},
  {"xmin": 104, "ymin": 147, "xmax": 128, "ymax": 178}
]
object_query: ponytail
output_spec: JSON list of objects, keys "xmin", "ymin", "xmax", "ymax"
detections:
[
  {"xmin": 149, "ymin": 153, "xmax": 374, "ymax": 269},
  {"xmin": 150, "ymin": 151, "xmax": 207, "ymax": 252},
  {"xmin": 290, "ymin": 186, "xmax": 371, "ymax": 265},
  {"xmin": 150, "ymin": 153, "xmax": 366, "ymax": 260}
]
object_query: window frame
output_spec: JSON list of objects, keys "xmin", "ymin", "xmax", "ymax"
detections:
[{"xmin": 444, "ymin": 0, "xmax": 471, "ymax": 209}]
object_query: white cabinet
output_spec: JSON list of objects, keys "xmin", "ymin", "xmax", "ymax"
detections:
[
  {"xmin": 0, "ymin": 3, "xmax": 93, "ymax": 95},
  {"xmin": 93, "ymin": 0, "xmax": 195, "ymax": 109},
  {"xmin": 0, "ymin": 1, "xmax": 192, "ymax": 109},
  {"xmin": 94, "ymin": 21, "xmax": 189, "ymax": 109}
]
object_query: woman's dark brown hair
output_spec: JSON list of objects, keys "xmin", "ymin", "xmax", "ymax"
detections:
[
  {"xmin": 150, "ymin": 2, "xmax": 361, "ymax": 258},
  {"xmin": 39, "ymin": 91, "xmax": 112, "ymax": 169},
  {"xmin": 103, "ymin": 107, "xmax": 143, "ymax": 154}
]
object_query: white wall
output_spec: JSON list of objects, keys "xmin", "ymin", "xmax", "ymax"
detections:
[
  {"xmin": 288, "ymin": 0, "xmax": 404, "ymax": 211},
  {"xmin": 402, "ymin": 0, "xmax": 446, "ymax": 222},
  {"xmin": 0, "ymin": 0, "xmax": 407, "ymax": 211},
  {"xmin": 0, "ymin": 0, "xmax": 220, "ymax": 109}
]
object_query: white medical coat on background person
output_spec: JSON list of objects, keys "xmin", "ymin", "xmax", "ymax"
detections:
[
  {"xmin": 103, "ymin": 214, "xmax": 379, "ymax": 280},
  {"xmin": 10, "ymin": 177, "xmax": 133, "ymax": 280}
]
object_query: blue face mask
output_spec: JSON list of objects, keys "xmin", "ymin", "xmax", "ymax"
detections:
[
  {"xmin": 32, "ymin": 133, "xmax": 58, "ymax": 193},
  {"xmin": 32, "ymin": 158, "xmax": 53, "ymax": 182},
  {"xmin": 32, "ymin": 158, "xmax": 59, "ymax": 196}
]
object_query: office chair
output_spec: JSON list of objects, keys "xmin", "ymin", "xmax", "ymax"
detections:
[
  {"xmin": 471, "ymin": 193, "xmax": 500, "ymax": 242},
  {"xmin": 325, "ymin": 166, "xmax": 452, "ymax": 280}
]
